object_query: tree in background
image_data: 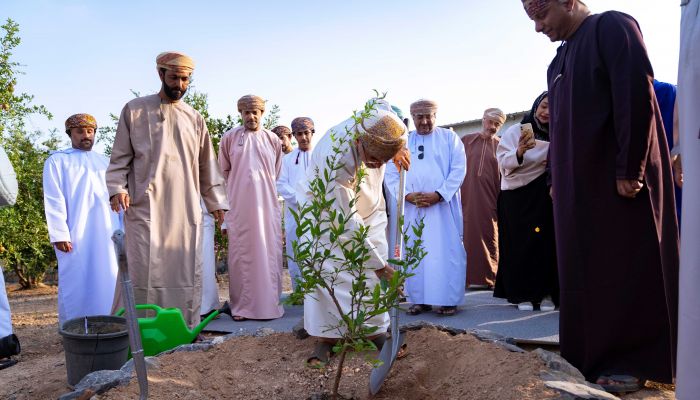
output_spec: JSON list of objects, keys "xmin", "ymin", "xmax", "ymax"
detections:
[{"xmin": 0, "ymin": 19, "xmax": 60, "ymax": 288}]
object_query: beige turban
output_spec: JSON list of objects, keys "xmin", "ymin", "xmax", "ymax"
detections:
[
  {"xmin": 65, "ymin": 113, "xmax": 97, "ymax": 133},
  {"xmin": 483, "ymin": 108, "xmax": 506, "ymax": 124},
  {"xmin": 156, "ymin": 51, "xmax": 195, "ymax": 72},
  {"xmin": 291, "ymin": 117, "xmax": 314, "ymax": 133},
  {"xmin": 356, "ymin": 107, "xmax": 407, "ymax": 162},
  {"xmin": 237, "ymin": 95, "xmax": 265, "ymax": 113},
  {"xmin": 410, "ymin": 99, "xmax": 438, "ymax": 115}
]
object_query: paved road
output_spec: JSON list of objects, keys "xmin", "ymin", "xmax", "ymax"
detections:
[{"xmin": 204, "ymin": 289, "xmax": 559, "ymax": 345}]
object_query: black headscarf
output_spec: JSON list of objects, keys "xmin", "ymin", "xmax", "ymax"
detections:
[{"xmin": 520, "ymin": 91, "xmax": 549, "ymax": 141}]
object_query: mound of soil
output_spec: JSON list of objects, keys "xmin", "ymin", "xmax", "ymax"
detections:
[
  {"xmin": 98, "ymin": 327, "xmax": 557, "ymax": 400},
  {"xmin": 0, "ymin": 279, "xmax": 674, "ymax": 400}
]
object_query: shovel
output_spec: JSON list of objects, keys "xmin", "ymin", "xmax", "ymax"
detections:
[
  {"xmin": 112, "ymin": 230, "xmax": 148, "ymax": 400},
  {"xmin": 369, "ymin": 164, "xmax": 406, "ymax": 395}
]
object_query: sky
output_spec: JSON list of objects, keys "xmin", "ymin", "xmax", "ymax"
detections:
[{"xmin": 2, "ymin": 0, "xmax": 682, "ymax": 151}]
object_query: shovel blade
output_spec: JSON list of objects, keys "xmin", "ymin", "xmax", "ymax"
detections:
[{"xmin": 368, "ymin": 332, "xmax": 405, "ymax": 395}]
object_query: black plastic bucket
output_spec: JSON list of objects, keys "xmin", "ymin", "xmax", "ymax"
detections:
[
  {"xmin": 0, "ymin": 334, "xmax": 20, "ymax": 358},
  {"xmin": 59, "ymin": 315, "xmax": 129, "ymax": 387}
]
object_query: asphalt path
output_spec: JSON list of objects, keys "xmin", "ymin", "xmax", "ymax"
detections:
[{"xmin": 204, "ymin": 289, "xmax": 559, "ymax": 345}]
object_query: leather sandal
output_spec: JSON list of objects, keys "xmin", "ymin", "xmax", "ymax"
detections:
[{"xmin": 406, "ymin": 304, "xmax": 432, "ymax": 315}]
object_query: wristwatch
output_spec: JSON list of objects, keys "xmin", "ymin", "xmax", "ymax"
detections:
[{"xmin": 435, "ymin": 191, "xmax": 443, "ymax": 202}]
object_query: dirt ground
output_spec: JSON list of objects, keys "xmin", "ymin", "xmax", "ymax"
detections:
[
  {"xmin": 100, "ymin": 328, "xmax": 559, "ymax": 400},
  {"xmin": 0, "ymin": 276, "xmax": 675, "ymax": 400}
]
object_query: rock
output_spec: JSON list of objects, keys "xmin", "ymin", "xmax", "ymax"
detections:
[
  {"xmin": 435, "ymin": 324, "xmax": 467, "ymax": 336},
  {"xmin": 534, "ymin": 348, "xmax": 619, "ymax": 399},
  {"xmin": 469, "ymin": 329, "xmax": 510, "ymax": 343},
  {"xmin": 58, "ymin": 390, "xmax": 86, "ymax": 400},
  {"xmin": 399, "ymin": 320, "xmax": 467, "ymax": 336},
  {"xmin": 210, "ymin": 335, "xmax": 227, "ymax": 345},
  {"xmin": 163, "ymin": 342, "xmax": 213, "ymax": 354},
  {"xmin": 540, "ymin": 369, "xmax": 582, "ymax": 384},
  {"xmin": 534, "ymin": 348, "xmax": 586, "ymax": 381},
  {"xmin": 544, "ymin": 381, "xmax": 620, "ymax": 400},
  {"xmin": 59, "ymin": 356, "xmax": 161, "ymax": 399},
  {"xmin": 493, "ymin": 341, "xmax": 525, "ymax": 353},
  {"xmin": 292, "ymin": 318, "xmax": 310, "ymax": 340},
  {"xmin": 399, "ymin": 320, "xmax": 432, "ymax": 332},
  {"xmin": 59, "ymin": 370, "xmax": 130, "ymax": 400},
  {"xmin": 76, "ymin": 389, "xmax": 95, "ymax": 400},
  {"xmin": 254, "ymin": 327, "xmax": 276, "ymax": 337}
]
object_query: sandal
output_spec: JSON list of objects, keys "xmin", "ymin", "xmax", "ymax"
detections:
[
  {"xmin": 232, "ymin": 315, "xmax": 248, "ymax": 321},
  {"xmin": 306, "ymin": 341, "xmax": 334, "ymax": 369},
  {"xmin": 406, "ymin": 304, "xmax": 432, "ymax": 315},
  {"xmin": 596, "ymin": 375, "xmax": 643, "ymax": 393},
  {"xmin": 435, "ymin": 306, "xmax": 457, "ymax": 316}
]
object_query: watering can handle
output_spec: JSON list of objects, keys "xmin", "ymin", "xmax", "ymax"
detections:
[{"xmin": 114, "ymin": 304, "xmax": 164, "ymax": 316}]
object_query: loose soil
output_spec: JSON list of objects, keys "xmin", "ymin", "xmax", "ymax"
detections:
[
  {"xmin": 0, "ymin": 274, "xmax": 675, "ymax": 400},
  {"xmin": 99, "ymin": 328, "xmax": 558, "ymax": 400}
]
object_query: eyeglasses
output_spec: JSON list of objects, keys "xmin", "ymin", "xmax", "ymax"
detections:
[{"xmin": 418, "ymin": 145, "xmax": 424, "ymax": 160}]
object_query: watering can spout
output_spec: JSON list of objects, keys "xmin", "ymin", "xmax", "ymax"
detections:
[
  {"xmin": 192, "ymin": 301, "xmax": 231, "ymax": 337},
  {"xmin": 191, "ymin": 310, "xmax": 219, "ymax": 337}
]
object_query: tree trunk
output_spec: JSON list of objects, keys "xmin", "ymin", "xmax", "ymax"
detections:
[
  {"xmin": 331, "ymin": 347, "xmax": 347, "ymax": 400},
  {"xmin": 11, "ymin": 264, "xmax": 40, "ymax": 289}
]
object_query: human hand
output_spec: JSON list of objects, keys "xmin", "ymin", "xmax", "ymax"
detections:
[
  {"xmin": 516, "ymin": 135, "xmax": 536, "ymax": 158},
  {"xmin": 420, "ymin": 192, "xmax": 440, "ymax": 207},
  {"xmin": 110, "ymin": 193, "xmax": 130, "ymax": 212},
  {"xmin": 405, "ymin": 192, "xmax": 420, "ymax": 205},
  {"xmin": 616, "ymin": 179, "xmax": 643, "ymax": 199},
  {"xmin": 54, "ymin": 241, "xmax": 73, "ymax": 253},
  {"xmin": 672, "ymin": 155, "xmax": 683, "ymax": 188},
  {"xmin": 392, "ymin": 148, "xmax": 411, "ymax": 171},
  {"xmin": 375, "ymin": 264, "xmax": 396, "ymax": 280},
  {"xmin": 212, "ymin": 209, "xmax": 225, "ymax": 226}
]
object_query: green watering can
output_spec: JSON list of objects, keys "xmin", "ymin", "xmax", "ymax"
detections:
[{"xmin": 115, "ymin": 302, "xmax": 230, "ymax": 357}]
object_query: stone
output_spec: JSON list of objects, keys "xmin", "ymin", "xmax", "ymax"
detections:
[
  {"xmin": 292, "ymin": 318, "xmax": 310, "ymax": 340},
  {"xmin": 163, "ymin": 342, "xmax": 213, "ymax": 354},
  {"xmin": 540, "ymin": 369, "xmax": 582, "ymax": 384},
  {"xmin": 534, "ymin": 348, "xmax": 619, "ymax": 399},
  {"xmin": 254, "ymin": 327, "xmax": 276, "ymax": 337},
  {"xmin": 544, "ymin": 381, "xmax": 620, "ymax": 400},
  {"xmin": 210, "ymin": 335, "xmax": 227, "ymax": 346},
  {"xmin": 436, "ymin": 324, "xmax": 467, "ymax": 336},
  {"xmin": 534, "ymin": 348, "xmax": 586, "ymax": 381},
  {"xmin": 59, "ymin": 370, "xmax": 130, "ymax": 400},
  {"xmin": 399, "ymin": 320, "xmax": 432, "ymax": 332},
  {"xmin": 469, "ymin": 329, "xmax": 510, "ymax": 343},
  {"xmin": 494, "ymin": 341, "xmax": 525, "ymax": 353}
]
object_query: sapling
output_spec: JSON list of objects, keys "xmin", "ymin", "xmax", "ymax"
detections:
[{"xmin": 288, "ymin": 97, "xmax": 426, "ymax": 399}]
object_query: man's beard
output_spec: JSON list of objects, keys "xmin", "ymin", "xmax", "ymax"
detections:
[
  {"xmin": 77, "ymin": 139, "xmax": 93, "ymax": 151},
  {"xmin": 163, "ymin": 83, "xmax": 186, "ymax": 100},
  {"xmin": 417, "ymin": 125, "xmax": 433, "ymax": 134}
]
